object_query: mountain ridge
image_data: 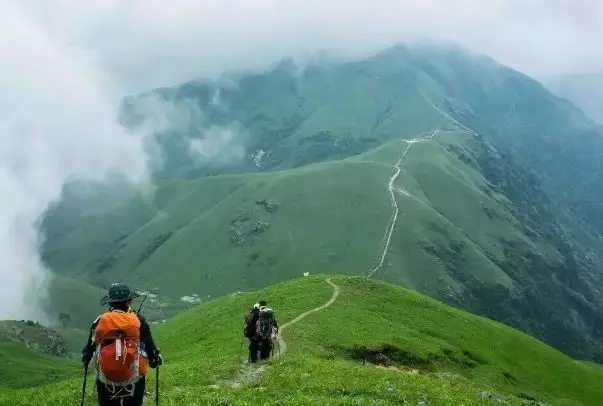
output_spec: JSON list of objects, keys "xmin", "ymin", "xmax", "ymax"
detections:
[{"xmin": 37, "ymin": 43, "xmax": 603, "ymax": 362}]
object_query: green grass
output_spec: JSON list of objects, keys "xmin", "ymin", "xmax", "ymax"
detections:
[
  {"xmin": 2, "ymin": 276, "xmax": 602, "ymax": 405},
  {"xmin": 0, "ymin": 339, "xmax": 78, "ymax": 389}
]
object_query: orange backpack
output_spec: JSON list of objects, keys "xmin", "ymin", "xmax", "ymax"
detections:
[{"xmin": 93, "ymin": 310, "xmax": 148, "ymax": 386}]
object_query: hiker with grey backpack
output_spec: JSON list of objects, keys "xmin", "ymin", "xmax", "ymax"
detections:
[
  {"xmin": 243, "ymin": 300, "xmax": 278, "ymax": 363},
  {"xmin": 257, "ymin": 300, "xmax": 278, "ymax": 360}
]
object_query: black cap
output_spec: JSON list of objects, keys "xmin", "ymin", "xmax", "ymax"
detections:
[
  {"xmin": 100, "ymin": 283, "xmax": 140, "ymax": 306},
  {"xmin": 259, "ymin": 300, "xmax": 267, "ymax": 306}
]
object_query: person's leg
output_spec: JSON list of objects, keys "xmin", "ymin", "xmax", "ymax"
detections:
[
  {"xmin": 259, "ymin": 339, "xmax": 272, "ymax": 360},
  {"xmin": 248, "ymin": 339, "xmax": 259, "ymax": 363},
  {"xmin": 96, "ymin": 378, "xmax": 146, "ymax": 406},
  {"xmin": 128, "ymin": 376, "xmax": 146, "ymax": 406},
  {"xmin": 96, "ymin": 379, "xmax": 118, "ymax": 406}
]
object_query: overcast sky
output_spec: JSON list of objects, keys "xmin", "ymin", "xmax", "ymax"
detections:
[
  {"xmin": 0, "ymin": 0, "xmax": 601, "ymax": 320},
  {"xmin": 16, "ymin": 0, "xmax": 603, "ymax": 93}
]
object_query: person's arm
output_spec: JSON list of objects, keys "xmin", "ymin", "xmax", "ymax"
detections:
[
  {"xmin": 137, "ymin": 314, "xmax": 161, "ymax": 367},
  {"xmin": 81, "ymin": 316, "xmax": 100, "ymax": 365}
]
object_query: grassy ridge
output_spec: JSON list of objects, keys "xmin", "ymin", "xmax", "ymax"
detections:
[
  {"xmin": 2, "ymin": 276, "xmax": 602, "ymax": 405},
  {"xmin": 129, "ymin": 160, "xmax": 394, "ymax": 297},
  {"xmin": 42, "ymin": 129, "xmax": 536, "ymax": 303},
  {"xmin": 42, "ymin": 156, "xmax": 399, "ymax": 299},
  {"xmin": 37, "ymin": 127, "xmax": 603, "ymax": 361}
]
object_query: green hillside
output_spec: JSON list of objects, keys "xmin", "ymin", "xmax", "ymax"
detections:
[
  {"xmin": 2, "ymin": 276, "xmax": 602, "ymax": 405},
  {"xmin": 40, "ymin": 126, "xmax": 603, "ymax": 361},
  {"xmin": 39, "ymin": 44, "xmax": 603, "ymax": 362},
  {"xmin": 0, "ymin": 339, "xmax": 78, "ymax": 389}
]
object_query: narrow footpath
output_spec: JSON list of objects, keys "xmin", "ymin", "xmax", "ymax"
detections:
[{"xmin": 223, "ymin": 278, "xmax": 341, "ymax": 389}]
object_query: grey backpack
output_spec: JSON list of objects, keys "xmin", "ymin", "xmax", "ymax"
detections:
[{"xmin": 256, "ymin": 307, "xmax": 274, "ymax": 339}]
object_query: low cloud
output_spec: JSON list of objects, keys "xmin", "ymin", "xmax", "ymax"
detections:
[
  {"xmin": 123, "ymin": 93, "xmax": 247, "ymax": 171},
  {"xmin": 0, "ymin": 3, "xmax": 151, "ymax": 320},
  {"xmin": 187, "ymin": 124, "xmax": 246, "ymax": 164},
  {"xmin": 15, "ymin": 0, "xmax": 603, "ymax": 94}
]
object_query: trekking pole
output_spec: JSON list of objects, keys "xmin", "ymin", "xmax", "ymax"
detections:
[
  {"xmin": 80, "ymin": 363, "xmax": 88, "ymax": 406},
  {"xmin": 137, "ymin": 295, "xmax": 148, "ymax": 313},
  {"xmin": 156, "ymin": 365, "xmax": 160, "ymax": 406},
  {"xmin": 240, "ymin": 337, "xmax": 244, "ymax": 362}
]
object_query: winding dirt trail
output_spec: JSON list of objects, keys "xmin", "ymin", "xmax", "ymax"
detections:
[
  {"xmin": 367, "ymin": 129, "xmax": 439, "ymax": 278},
  {"xmin": 276, "ymin": 278, "xmax": 340, "ymax": 357}
]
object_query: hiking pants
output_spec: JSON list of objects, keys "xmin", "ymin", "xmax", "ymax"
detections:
[
  {"xmin": 248, "ymin": 338, "xmax": 260, "ymax": 363},
  {"xmin": 259, "ymin": 338, "xmax": 272, "ymax": 360},
  {"xmin": 96, "ymin": 376, "xmax": 146, "ymax": 406}
]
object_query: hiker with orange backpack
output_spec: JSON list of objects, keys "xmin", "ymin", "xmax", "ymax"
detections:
[{"xmin": 81, "ymin": 284, "xmax": 162, "ymax": 406}]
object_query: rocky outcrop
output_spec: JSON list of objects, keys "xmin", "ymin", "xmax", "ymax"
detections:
[
  {"xmin": 228, "ymin": 198, "xmax": 279, "ymax": 246},
  {"xmin": 256, "ymin": 199, "xmax": 280, "ymax": 213},
  {"xmin": 0, "ymin": 320, "xmax": 68, "ymax": 358},
  {"xmin": 230, "ymin": 211, "xmax": 270, "ymax": 246}
]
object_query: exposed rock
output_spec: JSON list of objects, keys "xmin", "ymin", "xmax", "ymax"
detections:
[
  {"xmin": 251, "ymin": 149, "xmax": 267, "ymax": 168},
  {"xmin": 385, "ymin": 381, "xmax": 398, "ymax": 393},
  {"xmin": 230, "ymin": 212, "xmax": 251, "ymax": 225},
  {"xmin": 252, "ymin": 221, "xmax": 269, "ymax": 233},
  {"xmin": 0, "ymin": 320, "xmax": 68, "ymax": 358},
  {"xmin": 256, "ymin": 199, "xmax": 280, "ymax": 213},
  {"xmin": 229, "ymin": 211, "xmax": 270, "ymax": 246},
  {"xmin": 180, "ymin": 294, "xmax": 202, "ymax": 304},
  {"xmin": 478, "ymin": 391, "xmax": 502, "ymax": 403},
  {"xmin": 417, "ymin": 394, "xmax": 429, "ymax": 405},
  {"xmin": 137, "ymin": 290, "xmax": 159, "ymax": 299},
  {"xmin": 520, "ymin": 400, "xmax": 549, "ymax": 406},
  {"xmin": 226, "ymin": 364, "xmax": 267, "ymax": 389}
]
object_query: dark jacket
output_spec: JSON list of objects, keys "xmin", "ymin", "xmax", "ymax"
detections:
[
  {"xmin": 81, "ymin": 309, "xmax": 159, "ymax": 367},
  {"xmin": 245, "ymin": 308, "xmax": 260, "ymax": 339}
]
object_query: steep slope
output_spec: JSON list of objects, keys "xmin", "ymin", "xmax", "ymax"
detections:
[
  {"xmin": 405, "ymin": 45, "xmax": 603, "ymax": 241},
  {"xmin": 543, "ymin": 72, "xmax": 603, "ymax": 123},
  {"xmin": 2, "ymin": 276, "xmax": 602, "ymax": 405}
]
